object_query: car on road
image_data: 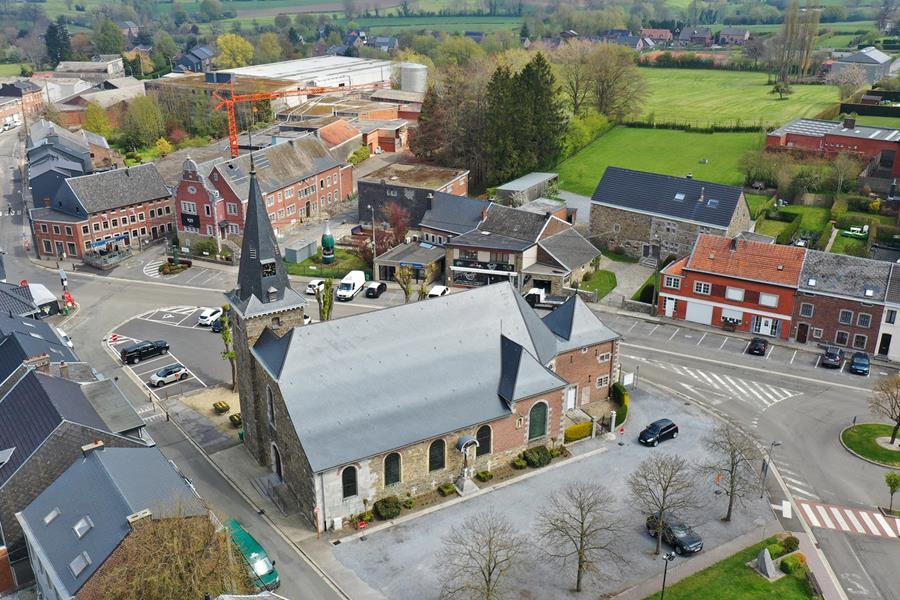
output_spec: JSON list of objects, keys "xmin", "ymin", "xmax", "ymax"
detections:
[
  {"xmin": 56, "ymin": 327, "xmax": 74, "ymax": 349},
  {"xmin": 427, "ymin": 285, "xmax": 450, "ymax": 298},
  {"xmin": 120, "ymin": 340, "xmax": 169, "ymax": 365},
  {"xmin": 149, "ymin": 364, "xmax": 189, "ymax": 387},
  {"xmin": 198, "ymin": 307, "xmax": 223, "ymax": 326},
  {"xmin": 211, "ymin": 318, "xmax": 224, "ymax": 333},
  {"xmin": 746, "ymin": 337, "xmax": 768, "ymax": 356},
  {"xmin": 306, "ymin": 279, "xmax": 325, "ymax": 295},
  {"xmin": 646, "ymin": 514, "xmax": 703, "ymax": 555},
  {"xmin": 336, "ymin": 270, "xmax": 365, "ymax": 301},
  {"xmin": 226, "ymin": 518, "xmax": 280, "ymax": 591},
  {"xmin": 365, "ymin": 281, "xmax": 387, "ymax": 298},
  {"xmin": 848, "ymin": 352, "xmax": 870, "ymax": 376},
  {"xmin": 638, "ymin": 418, "xmax": 679, "ymax": 447},
  {"xmin": 821, "ymin": 346, "xmax": 845, "ymax": 369}
]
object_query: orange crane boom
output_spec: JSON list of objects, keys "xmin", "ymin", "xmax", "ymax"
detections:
[{"xmin": 212, "ymin": 81, "xmax": 388, "ymax": 158}]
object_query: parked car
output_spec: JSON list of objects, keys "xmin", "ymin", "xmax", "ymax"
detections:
[
  {"xmin": 365, "ymin": 281, "xmax": 387, "ymax": 298},
  {"xmin": 56, "ymin": 327, "xmax": 74, "ymax": 349},
  {"xmin": 211, "ymin": 318, "xmax": 224, "ymax": 333},
  {"xmin": 646, "ymin": 514, "xmax": 703, "ymax": 555},
  {"xmin": 336, "ymin": 270, "xmax": 365, "ymax": 301},
  {"xmin": 303, "ymin": 314, "xmax": 312, "ymax": 325},
  {"xmin": 821, "ymin": 346, "xmax": 845, "ymax": 369},
  {"xmin": 198, "ymin": 307, "xmax": 223, "ymax": 326},
  {"xmin": 638, "ymin": 418, "xmax": 679, "ymax": 447},
  {"xmin": 746, "ymin": 337, "xmax": 768, "ymax": 356},
  {"xmin": 226, "ymin": 519, "xmax": 280, "ymax": 591},
  {"xmin": 306, "ymin": 279, "xmax": 325, "ymax": 295},
  {"xmin": 149, "ymin": 364, "xmax": 189, "ymax": 387},
  {"xmin": 848, "ymin": 352, "xmax": 870, "ymax": 375},
  {"xmin": 120, "ymin": 340, "xmax": 169, "ymax": 365},
  {"xmin": 427, "ymin": 285, "xmax": 450, "ymax": 298}
]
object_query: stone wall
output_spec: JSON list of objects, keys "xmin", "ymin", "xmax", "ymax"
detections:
[{"xmin": 726, "ymin": 193, "xmax": 752, "ymax": 236}]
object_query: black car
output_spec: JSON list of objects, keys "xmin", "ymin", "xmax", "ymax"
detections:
[
  {"xmin": 365, "ymin": 281, "xmax": 387, "ymax": 298},
  {"xmin": 848, "ymin": 352, "xmax": 870, "ymax": 375},
  {"xmin": 211, "ymin": 318, "xmax": 224, "ymax": 333},
  {"xmin": 646, "ymin": 514, "xmax": 703, "ymax": 555},
  {"xmin": 747, "ymin": 337, "xmax": 768, "ymax": 356},
  {"xmin": 821, "ymin": 346, "xmax": 845, "ymax": 369},
  {"xmin": 120, "ymin": 340, "xmax": 169, "ymax": 365},
  {"xmin": 638, "ymin": 419, "xmax": 679, "ymax": 447}
]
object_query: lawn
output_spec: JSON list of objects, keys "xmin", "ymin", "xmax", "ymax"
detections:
[
  {"xmin": 557, "ymin": 127, "xmax": 760, "ymax": 196},
  {"xmin": 755, "ymin": 219, "xmax": 792, "ymax": 239},
  {"xmin": 602, "ymin": 249, "xmax": 639, "ymax": 263},
  {"xmin": 0, "ymin": 64, "xmax": 22, "ymax": 76},
  {"xmin": 845, "ymin": 210, "xmax": 896, "ymax": 225},
  {"xmin": 639, "ymin": 68, "xmax": 840, "ymax": 128},
  {"xmin": 841, "ymin": 423, "xmax": 900, "ymax": 467},
  {"xmin": 779, "ymin": 206, "xmax": 831, "ymax": 232},
  {"xmin": 579, "ymin": 269, "xmax": 617, "ymax": 299},
  {"xmin": 854, "ymin": 115, "xmax": 900, "ymax": 129},
  {"xmin": 830, "ymin": 234, "xmax": 869, "ymax": 256},
  {"xmin": 745, "ymin": 193, "xmax": 773, "ymax": 219},
  {"xmin": 643, "ymin": 536, "xmax": 816, "ymax": 600},
  {"xmin": 283, "ymin": 247, "xmax": 369, "ymax": 279}
]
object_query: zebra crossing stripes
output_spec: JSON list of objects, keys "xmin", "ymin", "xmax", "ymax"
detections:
[
  {"xmin": 649, "ymin": 360, "xmax": 801, "ymax": 409},
  {"xmin": 143, "ymin": 259, "xmax": 165, "ymax": 278},
  {"xmin": 796, "ymin": 500, "xmax": 900, "ymax": 538}
]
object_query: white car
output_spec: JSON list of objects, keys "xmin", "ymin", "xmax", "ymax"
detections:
[
  {"xmin": 56, "ymin": 327, "xmax": 74, "ymax": 349},
  {"xmin": 303, "ymin": 315, "xmax": 312, "ymax": 325},
  {"xmin": 306, "ymin": 279, "xmax": 325, "ymax": 295},
  {"xmin": 427, "ymin": 285, "xmax": 450, "ymax": 298},
  {"xmin": 198, "ymin": 307, "xmax": 223, "ymax": 326},
  {"xmin": 149, "ymin": 364, "xmax": 189, "ymax": 387}
]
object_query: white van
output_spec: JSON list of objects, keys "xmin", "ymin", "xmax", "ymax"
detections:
[{"xmin": 336, "ymin": 270, "xmax": 365, "ymax": 301}]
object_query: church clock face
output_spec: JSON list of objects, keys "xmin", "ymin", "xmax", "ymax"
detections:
[{"xmin": 187, "ymin": 185, "xmax": 197, "ymax": 194}]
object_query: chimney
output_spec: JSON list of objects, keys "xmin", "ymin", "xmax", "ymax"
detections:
[
  {"xmin": 699, "ymin": 186, "xmax": 705, "ymax": 202},
  {"xmin": 24, "ymin": 353, "xmax": 51, "ymax": 373},
  {"xmin": 426, "ymin": 192, "xmax": 434, "ymax": 211},
  {"xmin": 81, "ymin": 440, "xmax": 104, "ymax": 456},
  {"xmin": 843, "ymin": 117, "xmax": 856, "ymax": 129},
  {"xmin": 58, "ymin": 361, "xmax": 69, "ymax": 380},
  {"xmin": 730, "ymin": 237, "xmax": 738, "ymax": 251},
  {"xmin": 126, "ymin": 509, "xmax": 152, "ymax": 526},
  {"xmin": 686, "ymin": 172, "xmax": 693, "ymax": 179}
]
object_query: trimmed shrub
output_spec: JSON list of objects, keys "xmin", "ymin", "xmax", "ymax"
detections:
[
  {"xmin": 401, "ymin": 498, "xmax": 415, "ymax": 510},
  {"xmin": 213, "ymin": 401, "xmax": 230, "ymax": 414},
  {"xmin": 615, "ymin": 403, "xmax": 628, "ymax": 426},
  {"xmin": 782, "ymin": 535, "xmax": 800, "ymax": 554},
  {"xmin": 438, "ymin": 483, "xmax": 457, "ymax": 496},
  {"xmin": 612, "ymin": 383, "xmax": 629, "ymax": 406},
  {"xmin": 349, "ymin": 146, "xmax": 371, "ymax": 166},
  {"xmin": 780, "ymin": 553, "xmax": 806, "ymax": 575},
  {"xmin": 229, "ymin": 413, "xmax": 242, "ymax": 428},
  {"xmin": 549, "ymin": 446, "xmax": 563, "ymax": 458},
  {"xmin": 564, "ymin": 421, "xmax": 593, "ymax": 443},
  {"xmin": 767, "ymin": 543, "xmax": 784, "ymax": 559},
  {"xmin": 373, "ymin": 496, "xmax": 402, "ymax": 520},
  {"xmin": 511, "ymin": 457, "xmax": 528, "ymax": 470},
  {"xmin": 475, "ymin": 470, "xmax": 493, "ymax": 482},
  {"xmin": 359, "ymin": 511, "xmax": 374, "ymax": 523},
  {"xmin": 523, "ymin": 446, "xmax": 552, "ymax": 468}
]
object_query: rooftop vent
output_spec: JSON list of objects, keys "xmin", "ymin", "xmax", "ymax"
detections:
[
  {"xmin": 80, "ymin": 441, "xmax": 103, "ymax": 456},
  {"xmin": 729, "ymin": 237, "xmax": 738, "ymax": 251},
  {"xmin": 808, "ymin": 277, "xmax": 816, "ymax": 286},
  {"xmin": 481, "ymin": 230, "xmax": 491, "ymax": 235},
  {"xmin": 843, "ymin": 117, "xmax": 856, "ymax": 130},
  {"xmin": 674, "ymin": 192, "xmax": 686, "ymax": 202},
  {"xmin": 126, "ymin": 509, "xmax": 152, "ymax": 525},
  {"xmin": 708, "ymin": 251, "xmax": 716, "ymax": 260},
  {"xmin": 865, "ymin": 287, "xmax": 874, "ymax": 297},
  {"xmin": 686, "ymin": 172, "xmax": 693, "ymax": 179}
]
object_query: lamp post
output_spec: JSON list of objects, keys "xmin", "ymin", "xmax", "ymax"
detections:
[
  {"xmin": 367, "ymin": 203, "xmax": 377, "ymax": 260},
  {"xmin": 660, "ymin": 551, "xmax": 676, "ymax": 600},
  {"xmin": 759, "ymin": 440, "xmax": 783, "ymax": 498}
]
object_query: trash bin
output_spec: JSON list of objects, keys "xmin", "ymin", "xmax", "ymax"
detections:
[{"xmin": 238, "ymin": 430, "xmax": 244, "ymax": 441}]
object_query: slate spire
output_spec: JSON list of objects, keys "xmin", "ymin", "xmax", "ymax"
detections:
[{"xmin": 235, "ymin": 153, "xmax": 291, "ymax": 305}]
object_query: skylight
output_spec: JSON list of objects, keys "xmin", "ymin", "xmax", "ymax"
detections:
[
  {"xmin": 73, "ymin": 516, "xmax": 94, "ymax": 539},
  {"xmin": 43, "ymin": 507, "xmax": 60, "ymax": 526},
  {"xmin": 865, "ymin": 288, "xmax": 874, "ymax": 297},
  {"xmin": 69, "ymin": 551, "xmax": 91, "ymax": 578},
  {"xmin": 707, "ymin": 199, "xmax": 719, "ymax": 208},
  {"xmin": 808, "ymin": 278, "xmax": 817, "ymax": 287},
  {"xmin": 674, "ymin": 193, "xmax": 686, "ymax": 202},
  {"xmin": 0, "ymin": 448, "xmax": 13, "ymax": 470}
]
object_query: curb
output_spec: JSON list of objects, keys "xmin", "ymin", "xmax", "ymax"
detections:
[{"xmin": 838, "ymin": 424, "xmax": 900, "ymax": 469}]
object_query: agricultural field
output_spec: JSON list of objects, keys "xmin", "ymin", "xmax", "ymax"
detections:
[
  {"xmin": 341, "ymin": 15, "xmax": 523, "ymax": 33},
  {"xmin": 639, "ymin": 68, "xmax": 840, "ymax": 128},
  {"xmin": 557, "ymin": 127, "xmax": 760, "ymax": 196},
  {"xmin": 0, "ymin": 64, "xmax": 22, "ymax": 76}
]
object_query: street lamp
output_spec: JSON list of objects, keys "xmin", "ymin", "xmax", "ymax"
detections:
[
  {"xmin": 660, "ymin": 551, "xmax": 676, "ymax": 600},
  {"xmin": 759, "ymin": 440, "xmax": 783, "ymax": 498},
  {"xmin": 367, "ymin": 203, "xmax": 377, "ymax": 260}
]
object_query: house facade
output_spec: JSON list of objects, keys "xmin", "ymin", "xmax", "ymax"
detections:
[
  {"xmin": 640, "ymin": 28, "xmax": 673, "ymax": 45},
  {"xmin": 658, "ymin": 235, "xmax": 806, "ymax": 339},
  {"xmin": 590, "ymin": 167, "xmax": 751, "ymax": 265},
  {"xmin": 0, "ymin": 81, "xmax": 43, "ymax": 115},
  {"xmin": 877, "ymin": 265, "xmax": 900, "ymax": 360},
  {"xmin": 791, "ymin": 251, "xmax": 890, "ymax": 354},
  {"xmin": 719, "ymin": 27, "xmax": 750, "ymax": 45},
  {"xmin": 676, "ymin": 28, "xmax": 712, "ymax": 47}
]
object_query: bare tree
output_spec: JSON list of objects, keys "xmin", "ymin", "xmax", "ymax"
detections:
[
  {"xmin": 438, "ymin": 510, "xmax": 526, "ymax": 600},
  {"xmin": 698, "ymin": 424, "xmax": 761, "ymax": 522},
  {"xmin": 552, "ymin": 39, "xmax": 595, "ymax": 115},
  {"xmin": 537, "ymin": 481, "xmax": 625, "ymax": 593},
  {"xmin": 826, "ymin": 65, "xmax": 867, "ymax": 100},
  {"xmin": 219, "ymin": 305, "xmax": 236, "ymax": 391},
  {"xmin": 832, "ymin": 152, "xmax": 862, "ymax": 196},
  {"xmin": 417, "ymin": 263, "xmax": 436, "ymax": 300},
  {"xmin": 395, "ymin": 265, "xmax": 414, "ymax": 303},
  {"xmin": 628, "ymin": 453, "xmax": 701, "ymax": 555},
  {"xmin": 588, "ymin": 44, "xmax": 648, "ymax": 121},
  {"xmin": 871, "ymin": 375, "xmax": 900, "ymax": 444},
  {"xmin": 314, "ymin": 278, "xmax": 335, "ymax": 321}
]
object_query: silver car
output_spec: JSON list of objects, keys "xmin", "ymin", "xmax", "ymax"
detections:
[{"xmin": 149, "ymin": 364, "xmax": 189, "ymax": 387}]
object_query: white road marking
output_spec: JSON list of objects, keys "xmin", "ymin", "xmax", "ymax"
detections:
[
  {"xmin": 719, "ymin": 337, "xmax": 729, "ymax": 350},
  {"xmin": 668, "ymin": 328, "xmax": 680, "ymax": 342},
  {"xmin": 872, "ymin": 513, "xmax": 897, "ymax": 538},
  {"xmin": 830, "ymin": 507, "xmax": 851, "ymax": 532},
  {"xmin": 696, "ymin": 332, "xmax": 707, "ymax": 346},
  {"xmin": 816, "ymin": 505, "xmax": 835, "ymax": 529},
  {"xmin": 859, "ymin": 511, "xmax": 882, "ymax": 536},
  {"xmin": 628, "ymin": 321, "xmax": 639, "ymax": 331},
  {"xmin": 649, "ymin": 324, "xmax": 660, "ymax": 335},
  {"xmin": 765, "ymin": 345, "xmax": 774, "ymax": 359},
  {"xmin": 844, "ymin": 510, "xmax": 866, "ymax": 534},
  {"xmin": 786, "ymin": 484, "xmax": 819, "ymax": 499},
  {"xmin": 801, "ymin": 503, "xmax": 821, "ymax": 527},
  {"xmin": 790, "ymin": 350, "xmax": 796, "ymax": 364}
]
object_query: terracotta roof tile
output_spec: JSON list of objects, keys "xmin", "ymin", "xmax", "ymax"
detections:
[
  {"xmin": 685, "ymin": 234, "xmax": 805, "ymax": 287},
  {"xmin": 318, "ymin": 119, "xmax": 360, "ymax": 148}
]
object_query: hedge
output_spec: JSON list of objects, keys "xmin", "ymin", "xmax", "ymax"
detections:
[
  {"xmin": 615, "ymin": 403, "xmax": 628, "ymax": 426},
  {"xmin": 876, "ymin": 223, "xmax": 900, "ymax": 244},
  {"xmin": 564, "ymin": 421, "xmax": 593, "ymax": 443},
  {"xmin": 764, "ymin": 210, "xmax": 802, "ymax": 245},
  {"xmin": 438, "ymin": 483, "xmax": 456, "ymax": 496},
  {"xmin": 475, "ymin": 470, "xmax": 493, "ymax": 482},
  {"xmin": 373, "ymin": 496, "xmax": 402, "ymax": 520},
  {"xmin": 523, "ymin": 446, "xmax": 552, "ymax": 468},
  {"xmin": 780, "ymin": 552, "xmax": 807, "ymax": 575},
  {"xmin": 814, "ymin": 222, "xmax": 834, "ymax": 250},
  {"xmin": 612, "ymin": 382, "xmax": 629, "ymax": 406}
]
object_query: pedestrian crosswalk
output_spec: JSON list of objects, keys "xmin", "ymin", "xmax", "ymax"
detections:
[
  {"xmin": 796, "ymin": 500, "xmax": 900, "ymax": 539},
  {"xmin": 645, "ymin": 359, "xmax": 802, "ymax": 409}
]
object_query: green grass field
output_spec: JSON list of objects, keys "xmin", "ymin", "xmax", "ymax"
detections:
[
  {"xmin": 0, "ymin": 64, "xmax": 22, "ymax": 76},
  {"xmin": 841, "ymin": 424, "xmax": 900, "ymax": 467},
  {"xmin": 830, "ymin": 233, "xmax": 868, "ymax": 255},
  {"xmin": 745, "ymin": 193, "xmax": 772, "ymax": 219},
  {"xmin": 580, "ymin": 270, "xmax": 617, "ymax": 299},
  {"xmin": 643, "ymin": 536, "xmax": 816, "ymax": 600},
  {"xmin": 640, "ymin": 69, "xmax": 840, "ymax": 127},
  {"xmin": 557, "ymin": 127, "xmax": 760, "ymax": 196}
]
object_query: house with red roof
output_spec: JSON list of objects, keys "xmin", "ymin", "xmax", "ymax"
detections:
[{"xmin": 658, "ymin": 234, "xmax": 806, "ymax": 339}]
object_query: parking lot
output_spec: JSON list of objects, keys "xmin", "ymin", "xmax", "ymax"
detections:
[
  {"xmin": 597, "ymin": 312, "xmax": 900, "ymax": 383},
  {"xmin": 107, "ymin": 306, "xmax": 232, "ymax": 401}
]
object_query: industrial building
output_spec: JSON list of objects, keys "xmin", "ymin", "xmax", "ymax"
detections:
[{"xmin": 219, "ymin": 55, "xmax": 395, "ymax": 88}]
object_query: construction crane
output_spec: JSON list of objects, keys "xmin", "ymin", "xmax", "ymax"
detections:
[{"xmin": 212, "ymin": 81, "xmax": 388, "ymax": 158}]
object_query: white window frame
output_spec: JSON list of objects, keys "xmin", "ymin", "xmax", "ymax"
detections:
[
  {"xmin": 663, "ymin": 276, "xmax": 681, "ymax": 290},
  {"xmin": 812, "ymin": 327, "xmax": 823, "ymax": 339},
  {"xmin": 799, "ymin": 302, "xmax": 814, "ymax": 318},
  {"xmin": 853, "ymin": 334, "xmax": 868, "ymax": 349},
  {"xmin": 181, "ymin": 201, "xmax": 197, "ymax": 214},
  {"xmin": 838, "ymin": 310, "xmax": 853, "ymax": 325},
  {"xmin": 596, "ymin": 351, "xmax": 611, "ymax": 363},
  {"xmin": 759, "ymin": 292, "xmax": 778, "ymax": 308},
  {"xmin": 725, "ymin": 287, "xmax": 745, "ymax": 302},
  {"xmin": 226, "ymin": 202, "xmax": 238, "ymax": 215},
  {"xmin": 835, "ymin": 330, "xmax": 850, "ymax": 346},
  {"xmin": 857, "ymin": 313, "xmax": 872, "ymax": 328},
  {"xmin": 693, "ymin": 281, "xmax": 711, "ymax": 295},
  {"xmin": 266, "ymin": 195, "xmax": 275, "ymax": 207},
  {"xmin": 595, "ymin": 374, "xmax": 610, "ymax": 389}
]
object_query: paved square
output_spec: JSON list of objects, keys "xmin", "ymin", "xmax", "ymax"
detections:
[{"xmin": 331, "ymin": 389, "xmax": 776, "ymax": 599}]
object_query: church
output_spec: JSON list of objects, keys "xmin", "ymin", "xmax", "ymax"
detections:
[{"xmin": 227, "ymin": 160, "xmax": 622, "ymax": 532}]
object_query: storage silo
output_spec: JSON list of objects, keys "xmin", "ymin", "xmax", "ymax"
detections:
[{"xmin": 400, "ymin": 63, "xmax": 428, "ymax": 93}]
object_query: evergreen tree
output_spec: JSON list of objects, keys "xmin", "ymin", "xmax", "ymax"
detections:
[
  {"xmin": 517, "ymin": 52, "xmax": 567, "ymax": 171},
  {"xmin": 93, "ymin": 18, "xmax": 125, "ymax": 54},
  {"xmin": 484, "ymin": 65, "xmax": 520, "ymax": 185},
  {"xmin": 520, "ymin": 22, "xmax": 530, "ymax": 40},
  {"xmin": 410, "ymin": 86, "xmax": 446, "ymax": 161},
  {"xmin": 45, "ymin": 16, "xmax": 72, "ymax": 66}
]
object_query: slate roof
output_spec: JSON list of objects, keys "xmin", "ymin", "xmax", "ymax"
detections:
[
  {"xmin": 29, "ymin": 156, "xmax": 84, "ymax": 179},
  {"xmin": 538, "ymin": 228, "xmax": 600, "ymax": 272},
  {"xmin": 798, "ymin": 250, "xmax": 891, "ymax": 300},
  {"xmin": 418, "ymin": 192, "xmax": 488, "ymax": 234},
  {"xmin": 496, "ymin": 172, "xmax": 557, "ymax": 193},
  {"xmin": 0, "ymin": 281, "xmax": 38, "ymax": 317},
  {"xmin": 251, "ymin": 283, "xmax": 616, "ymax": 472},
  {"xmin": 887, "ymin": 264, "xmax": 900, "ymax": 304},
  {"xmin": 16, "ymin": 447, "xmax": 204, "ymax": 597},
  {"xmin": 373, "ymin": 241, "xmax": 445, "ymax": 267},
  {"xmin": 679, "ymin": 27, "xmax": 712, "ymax": 40},
  {"xmin": 686, "ymin": 234, "xmax": 806, "ymax": 287},
  {"xmin": 27, "ymin": 119, "xmax": 88, "ymax": 152},
  {"xmin": 0, "ymin": 331, "xmax": 77, "ymax": 383},
  {"xmin": 839, "ymin": 46, "xmax": 892, "ymax": 65},
  {"xmin": 497, "ymin": 335, "xmax": 567, "ymax": 403},
  {"xmin": 543, "ymin": 295, "xmax": 619, "ymax": 354},
  {"xmin": 591, "ymin": 167, "xmax": 743, "ymax": 229},
  {"xmin": 63, "ymin": 164, "xmax": 170, "ymax": 214},
  {"xmin": 478, "ymin": 204, "xmax": 549, "ymax": 241}
]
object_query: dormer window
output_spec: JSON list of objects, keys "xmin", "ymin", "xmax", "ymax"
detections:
[
  {"xmin": 267, "ymin": 285, "xmax": 278, "ymax": 302},
  {"xmin": 260, "ymin": 258, "xmax": 276, "ymax": 277}
]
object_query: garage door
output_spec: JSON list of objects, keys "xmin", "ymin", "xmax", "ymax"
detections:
[{"xmin": 685, "ymin": 302, "xmax": 713, "ymax": 325}]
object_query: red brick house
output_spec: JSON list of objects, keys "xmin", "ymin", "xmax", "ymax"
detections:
[
  {"xmin": 791, "ymin": 250, "xmax": 890, "ymax": 353},
  {"xmin": 658, "ymin": 234, "xmax": 806, "ymax": 339},
  {"xmin": 174, "ymin": 137, "xmax": 352, "ymax": 247},
  {"xmin": 0, "ymin": 81, "xmax": 44, "ymax": 115},
  {"xmin": 30, "ymin": 164, "xmax": 174, "ymax": 260}
]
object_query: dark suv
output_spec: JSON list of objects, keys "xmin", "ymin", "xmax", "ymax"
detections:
[
  {"xmin": 120, "ymin": 340, "xmax": 169, "ymax": 365},
  {"xmin": 646, "ymin": 514, "xmax": 703, "ymax": 555}
]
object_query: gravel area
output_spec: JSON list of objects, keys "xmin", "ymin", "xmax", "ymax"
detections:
[{"xmin": 332, "ymin": 388, "xmax": 776, "ymax": 599}]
